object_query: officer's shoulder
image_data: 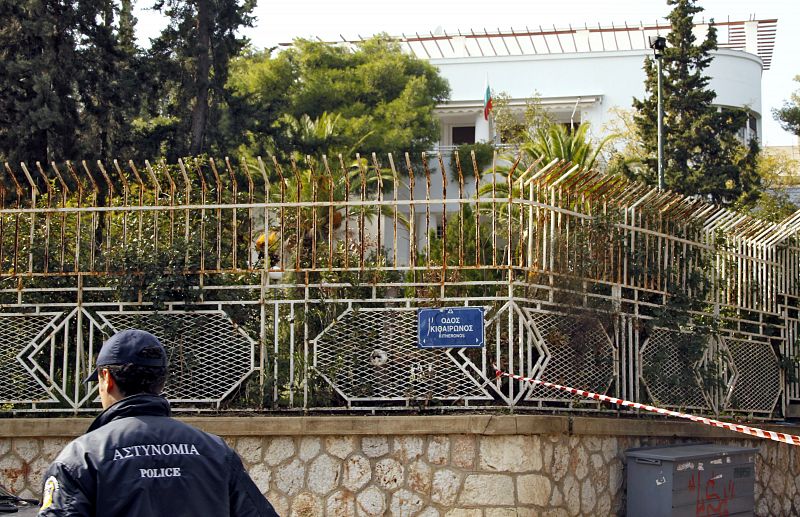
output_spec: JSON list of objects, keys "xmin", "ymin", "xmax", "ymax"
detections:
[
  {"xmin": 169, "ymin": 418, "xmax": 233, "ymax": 449},
  {"xmin": 48, "ymin": 437, "xmax": 96, "ymax": 477},
  {"xmin": 52, "ymin": 434, "xmax": 91, "ymax": 463}
]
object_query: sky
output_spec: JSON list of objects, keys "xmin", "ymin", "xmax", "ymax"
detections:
[{"xmin": 134, "ymin": 0, "xmax": 799, "ymax": 146}]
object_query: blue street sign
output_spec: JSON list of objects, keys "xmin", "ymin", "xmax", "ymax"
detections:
[{"xmin": 418, "ymin": 307, "xmax": 485, "ymax": 349}]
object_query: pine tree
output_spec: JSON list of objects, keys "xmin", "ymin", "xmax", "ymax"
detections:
[
  {"xmin": 223, "ymin": 38, "xmax": 450, "ymax": 160},
  {"xmin": 118, "ymin": 0, "xmax": 137, "ymax": 54},
  {"xmin": 774, "ymin": 76, "xmax": 800, "ymax": 137},
  {"xmin": 0, "ymin": 0, "xmax": 143, "ymax": 164},
  {"xmin": 0, "ymin": 0, "xmax": 81, "ymax": 163},
  {"xmin": 149, "ymin": 0, "xmax": 255, "ymax": 158},
  {"xmin": 631, "ymin": 0, "xmax": 760, "ymax": 204},
  {"xmin": 74, "ymin": 0, "xmax": 142, "ymax": 161}
]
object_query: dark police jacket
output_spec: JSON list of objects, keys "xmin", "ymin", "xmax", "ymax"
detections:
[{"xmin": 37, "ymin": 394, "xmax": 279, "ymax": 517}]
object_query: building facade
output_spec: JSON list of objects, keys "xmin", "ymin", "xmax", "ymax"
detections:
[
  {"xmin": 408, "ymin": 19, "xmax": 775, "ymax": 151},
  {"xmin": 379, "ymin": 19, "xmax": 777, "ymax": 254}
]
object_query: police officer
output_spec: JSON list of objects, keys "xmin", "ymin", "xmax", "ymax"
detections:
[{"xmin": 38, "ymin": 329, "xmax": 279, "ymax": 516}]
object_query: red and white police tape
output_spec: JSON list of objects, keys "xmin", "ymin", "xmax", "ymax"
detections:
[{"xmin": 494, "ymin": 367, "xmax": 800, "ymax": 447}]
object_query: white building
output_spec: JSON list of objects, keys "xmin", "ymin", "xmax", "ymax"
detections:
[
  {"xmin": 376, "ymin": 19, "xmax": 777, "ymax": 259},
  {"xmin": 402, "ymin": 19, "xmax": 775, "ymax": 152},
  {"xmin": 296, "ymin": 19, "xmax": 778, "ymax": 262}
]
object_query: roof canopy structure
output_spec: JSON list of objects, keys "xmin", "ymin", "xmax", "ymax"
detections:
[{"xmin": 284, "ymin": 18, "xmax": 777, "ymax": 69}]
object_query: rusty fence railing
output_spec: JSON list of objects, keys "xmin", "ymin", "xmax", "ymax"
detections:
[{"xmin": 0, "ymin": 153, "xmax": 798, "ymax": 417}]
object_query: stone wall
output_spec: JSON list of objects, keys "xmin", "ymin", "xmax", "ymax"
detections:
[{"xmin": 0, "ymin": 415, "xmax": 798, "ymax": 516}]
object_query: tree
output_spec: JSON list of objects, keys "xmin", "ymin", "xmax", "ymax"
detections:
[
  {"xmin": 742, "ymin": 149, "xmax": 800, "ymax": 223},
  {"xmin": 491, "ymin": 92, "xmax": 554, "ymax": 146},
  {"xmin": 0, "ymin": 0, "xmax": 142, "ymax": 164},
  {"xmin": 603, "ymin": 107, "xmax": 649, "ymax": 178},
  {"xmin": 521, "ymin": 123, "xmax": 616, "ymax": 171},
  {"xmin": 630, "ymin": 0, "xmax": 760, "ymax": 204},
  {"xmin": 774, "ymin": 76, "xmax": 800, "ymax": 137},
  {"xmin": 224, "ymin": 37, "xmax": 450, "ymax": 159},
  {"xmin": 74, "ymin": 0, "xmax": 143, "ymax": 161},
  {"xmin": 0, "ymin": 0, "xmax": 81, "ymax": 163},
  {"xmin": 222, "ymin": 48, "xmax": 294, "ymax": 158},
  {"xmin": 491, "ymin": 92, "xmax": 615, "ymax": 171},
  {"xmin": 485, "ymin": 93, "xmax": 616, "ymax": 199},
  {"xmin": 148, "ymin": 0, "xmax": 255, "ymax": 158}
]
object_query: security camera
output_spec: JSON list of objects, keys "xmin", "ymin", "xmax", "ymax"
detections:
[{"xmin": 648, "ymin": 36, "xmax": 667, "ymax": 56}]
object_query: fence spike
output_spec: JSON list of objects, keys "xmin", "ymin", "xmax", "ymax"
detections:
[
  {"xmin": 81, "ymin": 161, "xmax": 101, "ymax": 197},
  {"xmin": 144, "ymin": 160, "xmax": 162, "ymax": 195},
  {"xmin": 19, "ymin": 163, "xmax": 40, "ymax": 197},
  {"xmin": 48, "ymin": 163, "xmax": 68, "ymax": 202},
  {"xmin": 128, "ymin": 161, "xmax": 145, "ymax": 192},
  {"xmin": 208, "ymin": 158, "xmax": 224, "ymax": 193},
  {"xmin": 176, "ymin": 159, "xmax": 192, "ymax": 199},
  {"xmin": 160, "ymin": 158, "xmax": 177, "ymax": 195},
  {"xmin": 96, "ymin": 161, "xmax": 115, "ymax": 198},
  {"xmin": 4, "ymin": 162, "xmax": 23, "ymax": 197},
  {"xmin": 112, "ymin": 160, "xmax": 130, "ymax": 193},
  {"xmin": 239, "ymin": 156, "xmax": 255, "ymax": 196},
  {"xmin": 224, "ymin": 157, "xmax": 238, "ymax": 193},
  {"xmin": 34, "ymin": 162, "xmax": 56, "ymax": 197}
]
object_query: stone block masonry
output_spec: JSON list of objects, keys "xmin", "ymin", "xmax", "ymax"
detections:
[{"xmin": 0, "ymin": 415, "xmax": 799, "ymax": 516}]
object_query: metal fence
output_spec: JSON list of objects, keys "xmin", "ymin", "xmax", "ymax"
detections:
[{"xmin": 0, "ymin": 153, "xmax": 797, "ymax": 417}]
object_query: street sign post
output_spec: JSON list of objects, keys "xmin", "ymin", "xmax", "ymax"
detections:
[{"xmin": 417, "ymin": 307, "xmax": 485, "ymax": 349}]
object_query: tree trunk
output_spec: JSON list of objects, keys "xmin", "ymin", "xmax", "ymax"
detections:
[{"xmin": 189, "ymin": 0, "xmax": 210, "ymax": 156}]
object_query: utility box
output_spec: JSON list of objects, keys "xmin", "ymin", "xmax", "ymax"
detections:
[{"xmin": 625, "ymin": 443, "xmax": 758, "ymax": 517}]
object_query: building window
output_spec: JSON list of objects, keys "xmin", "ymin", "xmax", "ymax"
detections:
[
  {"xmin": 452, "ymin": 126, "xmax": 476, "ymax": 145},
  {"xmin": 748, "ymin": 115, "xmax": 758, "ymax": 139}
]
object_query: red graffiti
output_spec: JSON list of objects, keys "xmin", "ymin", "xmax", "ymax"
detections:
[{"xmin": 687, "ymin": 471, "xmax": 735, "ymax": 516}]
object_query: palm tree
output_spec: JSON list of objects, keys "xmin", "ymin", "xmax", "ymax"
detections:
[
  {"xmin": 257, "ymin": 156, "xmax": 387, "ymax": 269},
  {"xmin": 479, "ymin": 121, "xmax": 617, "ymax": 200},
  {"xmin": 279, "ymin": 112, "xmax": 347, "ymax": 156},
  {"xmin": 473, "ymin": 121, "xmax": 617, "ymax": 269},
  {"xmin": 521, "ymin": 122, "xmax": 616, "ymax": 171}
]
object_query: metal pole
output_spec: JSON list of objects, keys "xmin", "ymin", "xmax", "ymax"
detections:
[{"xmin": 657, "ymin": 55, "xmax": 664, "ymax": 191}]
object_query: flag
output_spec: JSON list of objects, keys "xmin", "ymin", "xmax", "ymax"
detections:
[{"xmin": 483, "ymin": 78, "xmax": 493, "ymax": 121}]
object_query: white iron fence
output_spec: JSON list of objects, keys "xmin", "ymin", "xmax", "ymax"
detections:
[{"xmin": 0, "ymin": 153, "xmax": 797, "ymax": 417}]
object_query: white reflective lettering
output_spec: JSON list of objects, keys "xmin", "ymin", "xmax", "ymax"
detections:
[
  {"xmin": 139, "ymin": 467, "xmax": 182, "ymax": 478},
  {"xmin": 112, "ymin": 443, "xmax": 201, "ymax": 462}
]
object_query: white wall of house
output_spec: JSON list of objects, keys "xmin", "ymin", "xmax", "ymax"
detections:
[
  {"xmin": 431, "ymin": 48, "xmax": 763, "ymax": 146},
  {"xmin": 394, "ymin": 46, "xmax": 766, "ymax": 265}
]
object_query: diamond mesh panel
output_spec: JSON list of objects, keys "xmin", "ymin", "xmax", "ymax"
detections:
[
  {"xmin": 22, "ymin": 308, "xmax": 110, "ymax": 408},
  {"xmin": 314, "ymin": 309, "xmax": 491, "ymax": 402},
  {"xmin": 99, "ymin": 311, "xmax": 255, "ymax": 402},
  {"xmin": 524, "ymin": 310, "xmax": 615, "ymax": 401},
  {"xmin": 640, "ymin": 328, "xmax": 710, "ymax": 410},
  {"xmin": 479, "ymin": 302, "xmax": 544, "ymax": 405},
  {"xmin": 724, "ymin": 338, "xmax": 781, "ymax": 413},
  {"xmin": 0, "ymin": 314, "xmax": 58, "ymax": 402}
]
